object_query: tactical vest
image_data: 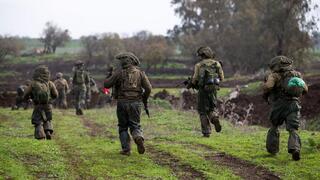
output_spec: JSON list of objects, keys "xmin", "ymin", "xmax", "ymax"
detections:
[
  {"xmin": 118, "ymin": 67, "xmax": 142, "ymax": 100},
  {"xmin": 31, "ymin": 81, "xmax": 51, "ymax": 104},
  {"xmin": 73, "ymin": 70, "xmax": 86, "ymax": 85}
]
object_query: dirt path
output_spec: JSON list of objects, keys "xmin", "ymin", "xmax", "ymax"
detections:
[
  {"xmin": 146, "ymin": 145, "xmax": 206, "ymax": 180},
  {"xmin": 205, "ymin": 152, "xmax": 280, "ymax": 180},
  {"xmin": 79, "ymin": 116, "xmax": 117, "ymax": 140},
  {"xmin": 155, "ymin": 140, "xmax": 281, "ymax": 180}
]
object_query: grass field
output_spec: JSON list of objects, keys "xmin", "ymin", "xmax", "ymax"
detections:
[{"xmin": 0, "ymin": 107, "xmax": 319, "ymax": 179}]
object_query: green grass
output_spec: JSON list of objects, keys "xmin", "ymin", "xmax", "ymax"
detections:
[
  {"xmin": 149, "ymin": 74, "xmax": 188, "ymax": 80},
  {"xmin": 241, "ymin": 81, "xmax": 262, "ymax": 95},
  {"xmin": 1, "ymin": 107, "xmax": 319, "ymax": 179},
  {"xmin": 21, "ymin": 38, "xmax": 82, "ymax": 55},
  {"xmin": 7, "ymin": 53, "xmax": 79, "ymax": 64},
  {"xmin": 151, "ymin": 88, "xmax": 182, "ymax": 97},
  {"xmin": 0, "ymin": 71, "xmax": 22, "ymax": 78}
]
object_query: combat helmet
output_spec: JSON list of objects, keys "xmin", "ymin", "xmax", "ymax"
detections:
[
  {"xmin": 115, "ymin": 52, "xmax": 140, "ymax": 67},
  {"xmin": 269, "ymin": 56, "xmax": 293, "ymax": 72},
  {"xmin": 56, "ymin": 72, "xmax": 63, "ymax": 79},
  {"xmin": 74, "ymin": 60, "xmax": 84, "ymax": 66},
  {"xmin": 196, "ymin": 46, "xmax": 215, "ymax": 59},
  {"xmin": 33, "ymin": 65, "xmax": 50, "ymax": 82}
]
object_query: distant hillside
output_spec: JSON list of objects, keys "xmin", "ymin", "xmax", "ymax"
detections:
[{"xmin": 21, "ymin": 38, "xmax": 82, "ymax": 54}]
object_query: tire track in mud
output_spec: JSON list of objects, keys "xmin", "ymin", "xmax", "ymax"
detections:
[
  {"xmin": 54, "ymin": 110, "xmax": 95, "ymax": 179},
  {"xmin": 154, "ymin": 139, "xmax": 281, "ymax": 180},
  {"xmin": 146, "ymin": 145, "xmax": 206, "ymax": 180}
]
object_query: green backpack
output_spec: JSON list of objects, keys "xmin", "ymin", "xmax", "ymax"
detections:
[
  {"xmin": 198, "ymin": 61, "xmax": 219, "ymax": 90},
  {"xmin": 280, "ymin": 72, "xmax": 305, "ymax": 97},
  {"xmin": 32, "ymin": 81, "xmax": 51, "ymax": 104}
]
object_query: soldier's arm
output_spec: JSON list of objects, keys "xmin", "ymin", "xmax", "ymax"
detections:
[
  {"xmin": 23, "ymin": 85, "xmax": 32, "ymax": 101},
  {"xmin": 64, "ymin": 80, "xmax": 70, "ymax": 92},
  {"xmin": 49, "ymin": 81, "xmax": 58, "ymax": 99},
  {"xmin": 262, "ymin": 73, "xmax": 279, "ymax": 96},
  {"xmin": 191, "ymin": 63, "xmax": 200, "ymax": 86},
  {"xmin": 217, "ymin": 62, "xmax": 225, "ymax": 81},
  {"xmin": 141, "ymin": 71, "xmax": 152, "ymax": 100},
  {"xmin": 104, "ymin": 70, "xmax": 121, "ymax": 88}
]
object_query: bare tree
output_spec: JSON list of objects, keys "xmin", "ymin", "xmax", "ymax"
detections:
[
  {"xmin": 0, "ymin": 35, "xmax": 24, "ymax": 61},
  {"xmin": 40, "ymin": 22, "xmax": 71, "ymax": 54}
]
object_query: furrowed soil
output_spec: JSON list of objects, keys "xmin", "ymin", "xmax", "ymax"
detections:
[{"xmin": 1, "ymin": 108, "xmax": 320, "ymax": 179}]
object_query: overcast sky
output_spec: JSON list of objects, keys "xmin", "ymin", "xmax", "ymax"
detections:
[{"xmin": 0, "ymin": 0, "xmax": 319, "ymax": 39}]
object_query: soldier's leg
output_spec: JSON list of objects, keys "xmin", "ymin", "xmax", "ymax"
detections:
[
  {"xmin": 199, "ymin": 113, "xmax": 211, "ymax": 137},
  {"xmin": 117, "ymin": 102, "xmax": 131, "ymax": 155},
  {"xmin": 74, "ymin": 88, "xmax": 81, "ymax": 114},
  {"xmin": 62, "ymin": 91, "xmax": 68, "ymax": 109},
  {"xmin": 128, "ymin": 102, "xmax": 145, "ymax": 154},
  {"xmin": 286, "ymin": 111, "xmax": 301, "ymax": 160},
  {"xmin": 78, "ymin": 89, "xmax": 86, "ymax": 115},
  {"xmin": 32, "ymin": 108, "xmax": 46, "ymax": 139},
  {"xmin": 43, "ymin": 106, "xmax": 53, "ymax": 140},
  {"xmin": 209, "ymin": 110, "xmax": 221, "ymax": 132},
  {"xmin": 266, "ymin": 125, "xmax": 280, "ymax": 154}
]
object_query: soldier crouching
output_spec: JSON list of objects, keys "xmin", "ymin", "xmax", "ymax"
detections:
[
  {"xmin": 23, "ymin": 65, "xmax": 58, "ymax": 140},
  {"xmin": 104, "ymin": 52, "xmax": 152, "ymax": 156}
]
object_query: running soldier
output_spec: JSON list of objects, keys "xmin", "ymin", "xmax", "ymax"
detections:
[
  {"xmin": 54, "ymin": 72, "xmax": 69, "ymax": 109},
  {"xmin": 104, "ymin": 52, "xmax": 152, "ymax": 156}
]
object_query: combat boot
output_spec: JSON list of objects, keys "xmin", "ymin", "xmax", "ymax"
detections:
[
  {"xmin": 135, "ymin": 137, "xmax": 145, "ymax": 154},
  {"xmin": 119, "ymin": 150, "xmax": 131, "ymax": 156},
  {"xmin": 45, "ymin": 131, "xmax": 52, "ymax": 140},
  {"xmin": 213, "ymin": 121, "xmax": 222, "ymax": 132},
  {"xmin": 203, "ymin": 133, "xmax": 210, "ymax": 138},
  {"xmin": 291, "ymin": 150, "xmax": 300, "ymax": 161},
  {"xmin": 79, "ymin": 109, "xmax": 84, "ymax": 115}
]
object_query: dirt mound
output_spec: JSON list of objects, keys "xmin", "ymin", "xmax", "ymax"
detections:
[
  {"xmin": 224, "ymin": 83, "xmax": 320, "ymax": 127},
  {"xmin": 301, "ymin": 83, "xmax": 320, "ymax": 119}
]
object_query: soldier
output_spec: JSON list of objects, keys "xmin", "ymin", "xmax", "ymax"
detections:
[
  {"xmin": 187, "ymin": 46, "xmax": 224, "ymax": 137},
  {"xmin": 12, "ymin": 80, "xmax": 32, "ymax": 110},
  {"xmin": 104, "ymin": 52, "xmax": 152, "ymax": 156},
  {"xmin": 72, "ymin": 60, "xmax": 90, "ymax": 115},
  {"xmin": 263, "ymin": 56, "xmax": 308, "ymax": 161},
  {"xmin": 54, "ymin": 72, "xmax": 69, "ymax": 109},
  {"xmin": 23, "ymin": 65, "xmax": 58, "ymax": 140}
]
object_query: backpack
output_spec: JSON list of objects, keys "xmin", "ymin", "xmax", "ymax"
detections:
[
  {"xmin": 198, "ymin": 60, "xmax": 219, "ymax": 90},
  {"xmin": 17, "ymin": 86, "xmax": 25, "ymax": 96},
  {"xmin": 74, "ymin": 70, "xmax": 85, "ymax": 84},
  {"xmin": 120, "ymin": 68, "xmax": 142, "ymax": 98},
  {"xmin": 31, "ymin": 81, "xmax": 51, "ymax": 104},
  {"xmin": 280, "ymin": 71, "xmax": 305, "ymax": 97}
]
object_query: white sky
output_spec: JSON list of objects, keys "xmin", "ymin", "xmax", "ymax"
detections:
[
  {"xmin": 0, "ymin": 0, "xmax": 319, "ymax": 39},
  {"xmin": 0, "ymin": 0, "xmax": 180, "ymax": 38}
]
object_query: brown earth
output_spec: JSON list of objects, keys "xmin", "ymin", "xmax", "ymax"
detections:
[
  {"xmin": 206, "ymin": 152, "xmax": 281, "ymax": 180},
  {"xmin": 146, "ymin": 145, "xmax": 206, "ymax": 180}
]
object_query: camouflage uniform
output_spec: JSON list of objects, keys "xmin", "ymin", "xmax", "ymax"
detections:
[
  {"xmin": 12, "ymin": 80, "xmax": 31, "ymax": 110},
  {"xmin": 190, "ymin": 47, "xmax": 224, "ymax": 137},
  {"xmin": 263, "ymin": 56, "xmax": 308, "ymax": 161},
  {"xmin": 54, "ymin": 72, "xmax": 69, "ymax": 109},
  {"xmin": 104, "ymin": 52, "xmax": 152, "ymax": 155},
  {"xmin": 23, "ymin": 66, "xmax": 58, "ymax": 140},
  {"xmin": 72, "ymin": 61, "xmax": 90, "ymax": 115}
]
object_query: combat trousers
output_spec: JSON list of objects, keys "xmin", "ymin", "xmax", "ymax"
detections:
[
  {"xmin": 197, "ymin": 88, "xmax": 220, "ymax": 136},
  {"xmin": 73, "ymin": 86, "xmax": 86, "ymax": 113},
  {"xmin": 32, "ymin": 104, "xmax": 53, "ymax": 139},
  {"xmin": 266, "ymin": 99, "xmax": 301, "ymax": 154},
  {"xmin": 56, "ymin": 89, "xmax": 67, "ymax": 109},
  {"xmin": 116, "ymin": 101, "xmax": 143, "ymax": 152}
]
